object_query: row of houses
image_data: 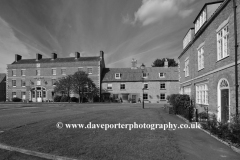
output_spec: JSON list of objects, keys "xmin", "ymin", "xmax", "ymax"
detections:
[
  {"xmin": 0, "ymin": 0, "xmax": 239, "ymax": 123},
  {"xmin": 179, "ymin": 0, "xmax": 240, "ymax": 123}
]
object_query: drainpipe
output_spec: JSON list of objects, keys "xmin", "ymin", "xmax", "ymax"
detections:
[{"xmin": 233, "ymin": 0, "xmax": 239, "ymax": 117}]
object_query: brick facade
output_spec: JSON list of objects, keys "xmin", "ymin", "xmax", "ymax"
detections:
[
  {"xmin": 6, "ymin": 52, "xmax": 105, "ymax": 102},
  {"xmin": 178, "ymin": 0, "xmax": 240, "ymax": 122}
]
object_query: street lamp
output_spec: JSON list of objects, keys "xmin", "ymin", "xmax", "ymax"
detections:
[{"xmin": 140, "ymin": 63, "xmax": 145, "ymax": 109}]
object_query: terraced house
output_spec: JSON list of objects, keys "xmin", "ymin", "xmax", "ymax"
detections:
[
  {"xmin": 6, "ymin": 51, "xmax": 105, "ymax": 102},
  {"xmin": 178, "ymin": 0, "xmax": 240, "ymax": 123},
  {"xmin": 101, "ymin": 59, "xmax": 179, "ymax": 103}
]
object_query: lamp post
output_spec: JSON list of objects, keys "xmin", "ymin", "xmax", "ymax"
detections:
[{"xmin": 140, "ymin": 63, "xmax": 145, "ymax": 109}]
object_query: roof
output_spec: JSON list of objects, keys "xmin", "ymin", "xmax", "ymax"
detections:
[
  {"xmin": 0, "ymin": 73, "xmax": 6, "ymax": 82},
  {"xmin": 193, "ymin": 1, "xmax": 223, "ymax": 23},
  {"xmin": 102, "ymin": 67, "xmax": 179, "ymax": 82},
  {"xmin": 11, "ymin": 57, "xmax": 101, "ymax": 65}
]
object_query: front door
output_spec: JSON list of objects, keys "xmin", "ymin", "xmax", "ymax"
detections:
[
  {"xmin": 132, "ymin": 95, "xmax": 136, "ymax": 103},
  {"xmin": 221, "ymin": 89, "xmax": 229, "ymax": 123},
  {"xmin": 37, "ymin": 91, "xmax": 42, "ymax": 102}
]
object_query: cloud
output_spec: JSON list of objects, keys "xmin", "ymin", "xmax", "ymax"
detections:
[{"xmin": 125, "ymin": 0, "xmax": 195, "ymax": 26}]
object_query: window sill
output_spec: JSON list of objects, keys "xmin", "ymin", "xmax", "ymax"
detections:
[
  {"xmin": 160, "ymin": 99, "xmax": 166, "ymax": 101},
  {"xmin": 196, "ymin": 103, "xmax": 209, "ymax": 106},
  {"xmin": 13, "ymin": 86, "xmax": 16, "ymax": 87},
  {"xmin": 198, "ymin": 68, "xmax": 204, "ymax": 72},
  {"xmin": 216, "ymin": 55, "xmax": 230, "ymax": 63},
  {"xmin": 160, "ymin": 88, "xmax": 166, "ymax": 90},
  {"xmin": 22, "ymin": 86, "xmax": 26, "ymax": 87}
]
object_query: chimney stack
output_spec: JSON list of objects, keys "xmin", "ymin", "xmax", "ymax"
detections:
[
  {"xmin": 100, "ymin": 51, "xmax": 104, "ymax": 59},
  {"xmin": 131, "ymin": 58, "xmax": 137, "ymax": 69},
  {"xmin": 36, "ymin": 53, "xmax": 42, "ymax": 61},
  {"xmin": 75, "ymin": 52, "xmax": 80, "ymax": 59},
  {"xmin": 51, "ymin": 53, "xmax": 57, "ymax": 60},
  {"xmin": 15, "ymin": 54, "xmax": 22, "ymax": 62},
  {"xmin": 164, "ymin": 58, "xmax": 168, "ymax": 68}
]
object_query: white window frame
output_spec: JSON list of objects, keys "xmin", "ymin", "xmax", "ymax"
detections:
[
  {"xmin": 21, "ymin": 80, "xmax": 26, "ymax": 87},
  {"xmin": 115, "ymin": 73, "xmax": 121, "ymax": 79},
  {"xmin": 143, "ymin": 73, "xmax": 147, "ymax": 78},
  {"xmin": 196, "ymin": 84, "xmax": 208, "ymax": 105},
  {"xmin": 143, "ymin": 83, "xmax": 148, "ymax": 89},
  {"xmin": 87, "ymin": 68, "xmax": 93, "ymax": 74},
  {"xmin": 160, "ymin": 93, "xmax": 166, "ymax": 100},
  {"xmin": 159, "ymin": 73, "xmax": 165, "ymax": 78},
  {"xmin": 160, "ymin": 83, "xmax": 166, "ymax": 90},
  {"xmin": 12, "ymin": 80, "xmax": 16, "ymax": 87},
  {"xmin": 185, "ymin": 58, "xmax": 189, "ymax": 77},
  {"xmin": 37, "ymin": 80, "xmax": 41, "ymax": 86},
  {"xmin": 61, "ymin": 68, "xmax": 66, "ymax": 75},
  {"xmin": 52, "ymin": 68, "xmax": 56, "ymax": 75},
  {"xmin": 217, "ymin": 24, "xmax": 229, "ymax": 61},
  {"xmin": 198, "ymin": 47, "xmax": 204, "ymax": 70},
  {"xmin": 120, "ymin": 83, "xmax": 125, "ymax": 90},
  {"xmin": 12, "ymin": 69, "xmax": 16, "ymax": 76},
  {"xmin": 21, "ymin": 69, "xmax": 26, "ymax": 76},
  {"xmin": 52, "ymin": 79, "xmax": 56, "ymax": 86},
  {"xmin": 12, "ymin": 92, "xmax": 16, "ymax": 98},
  {"xmin": 107, "ymin": 83, "xmax": 112, "ymax": 90}
]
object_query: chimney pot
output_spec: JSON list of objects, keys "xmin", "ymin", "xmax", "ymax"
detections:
[
  {"xmin": 15, "ymin": 54, "xmax": 22, "ymax": 62},
  {"xmin": 51, "ymin": 53, "xmax": 57, "ymax": 60},
  {"xmin": 131, "ymin": 58, "xmax": 137, "ymax": 69},
  {"xmin": 75, "ymin": 52, "xmax": 80, "ymax": 59},
  {"xmin": 100, "ymin": 51, "xmax": 104, "ymax": 59},
  {"xmin": 36, "ymin": 53, "xmax": 42, "ymax": 61}
]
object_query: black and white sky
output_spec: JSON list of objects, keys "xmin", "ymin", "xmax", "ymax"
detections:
[{"xmin": 0, "ymin": 0, "xmax": 216, "ymax": 72}]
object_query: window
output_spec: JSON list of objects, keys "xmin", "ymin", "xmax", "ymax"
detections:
[
  {"xmin": 21, "ymin": 80, "xmax": 26, "ymax": 87},
  {"xmin": 185, "ymin": 58, "xmax": 189, "ymax": 77},
  {"xmin": 21, "ymin": 70, "xmax": 26, "ymax": 76},
  {"xmin": 159, "ymin": 73, "xmax": 165, "ymax": 78},
  {"xmin": 43, "ymin": 91, "xmax": 46, "ymax": 98},
  {"xmin": 61, "ymin": 69, "xmax": 66, "ymax": 75},
  {"xmin": 22, "ymin": 92, "xmax": 26, "ymax": 100},
  {"xmin": 12, "ymin": 92, "xmax": 16, "ymax": 98},
  {"xmin": 36, "ymin": 70, "xmax": 40, "ymax": 76},
  {"xmin": 143, "ymin": 93, "xmax": 148, "ymax": 100},
  {"xmin": 195, "ymin": 9, "xmax": 206, "ymax": 33},
  {"xmin": 78, "ymin": 67, "xmax": 83, "ymax": 71},
  {"xmin": 52, "ymin": 79, "xmax": 56, "ymax": 86},
  {"xmin": 115, "ymin": 73, "xmax": 121, "ymax": 79},
  {"xmin": 107, "ymin": 84, "xmax": 112, "ymax": 90},
  {"xmin": 87, "ymin": 68, "xmax": 93, "ymax": 74},
  {"xmin": 12, "ymin": 70, "xmax": 16, "ymax": 76},
  {"xmin": 120, "ymin": 84, "xmax": 125, "ymax": 90},
  {"xmin": 143, "ymin": 73, "xmax": 147, "ymax": 78},
  {"xmin": 198, "ymin": 47, "xmax": 204, "ymax": 70},
  {"xmin": 217, "ymin": 25, "xmax": 229, "ymax": 60},
  {"xmin": 160, "ymin": 83, "xmax": 166, "ymax": 89},
  {"xmin": 160, "ymin": 94, "xmax": 166, "ymax": 100},
  {"xmin": 52, "ymin": 69, "xmax": 56, "ymax": 75},
  {"xmin": 196, "ymin": 84, "xmax": 208, "ymax": 105},
  {"xmin": 37, "ymin": 80, "xmax": 41, "ymax": 86},
  {"xmin": 183, "ymin": 87, "xmax": 191, "ymax": 96},
  {"xmin": 143, "ymin": 83, "xmax": 148, "ymax": 89},
  {"xmin": 12, "ymin": 80, "xmax": 16, "ymax": 87}
]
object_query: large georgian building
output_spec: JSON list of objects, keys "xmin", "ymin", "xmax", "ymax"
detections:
[
  {"xmin": 101, "ymin": 59, "xmax": 179, "ymax": 103},
  {"xmin": 6, "ymin": 51, "xmax": 105, "ymax": 102},
  {"xmin": 178, "ymin": 0, "xmax": 240, "ymax": 123}
]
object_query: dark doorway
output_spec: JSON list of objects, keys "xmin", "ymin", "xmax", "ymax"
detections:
[{"xmin": 221, "ymin": 89, "xmax": 229, "ymax": 123}]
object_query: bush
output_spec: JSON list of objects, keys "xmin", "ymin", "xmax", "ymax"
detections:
[
  {"xmin": 54, "ymin": 95, "xmax": 62, "ymax": 102},
  {"xmin": 70, "ymin": 97, "xmax": 79, "ymax": 103},
  {"xmin": 12, "ymin": 97, "xmax": 22, "ymax": 102},
  {"xmin": 60, "ymin": 96, "xmax": 69, "ymax": 102}
]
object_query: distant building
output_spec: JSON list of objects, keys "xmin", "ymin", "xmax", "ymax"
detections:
[
  {"xmin": 6, "ymin": 51, "xmax": 105, "ymax": 102},
  {"xmin": 101, "ymin": 59, "xmax": 179, "ymax": 103},
  {"xmin": 0, "ymin": 73, "xmax": 6, "ymax": 102},
  {"xmin": 178, "ymin": 0, "xmax": 240, "ymax": 122}
]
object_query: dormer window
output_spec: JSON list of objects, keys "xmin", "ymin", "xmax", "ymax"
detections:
[
  {"xmin": 159, "ymin": 73, "xmax": 165, "ymax": 78},
  {"xmin": 115, "ymin": 73, "xmax": 121, "ymax": 79},
  {"xmin": 195, "ymin": 8, "xmax": 207, "ymax": 34}
]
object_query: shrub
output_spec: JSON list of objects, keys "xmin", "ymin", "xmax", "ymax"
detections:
[
  {"xmin": 71, "ymin": 97, "xmax": 79, "ymax": 103},
  {"xmin": 60, "ymin": 96, "xmax": 69, "ymax": 102},
  {"xmin": 12, "ymin": 97, "xmax": 22, "ymax": 102},
  {"xmin": 54, "ymin": 95, "xmax": 62, "ymax": 102}
]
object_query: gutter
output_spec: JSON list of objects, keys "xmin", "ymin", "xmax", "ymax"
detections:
[{"xmin": 233, "ymin": 0, "xmax": 239, "ymax": 117}]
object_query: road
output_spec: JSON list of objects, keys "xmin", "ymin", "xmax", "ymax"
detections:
[{"xmin": 0, "ymin": 103, "xmax": 239, "ymax": 160}]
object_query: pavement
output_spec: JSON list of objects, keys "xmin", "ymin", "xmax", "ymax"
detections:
[{"xmin": 0, "ymin": 103, "xmax": 239, "ymax": 160}]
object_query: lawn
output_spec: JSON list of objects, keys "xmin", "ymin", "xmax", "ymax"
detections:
[
  {"xmin": 0, "ymin": 149, "xmax": 47, "ymax": 160},
  {"xmin": 0, "ymin": 105, "xmax": 185, "ymax": 160}
]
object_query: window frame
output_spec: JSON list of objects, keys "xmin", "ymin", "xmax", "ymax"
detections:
[
  {"xmin": 185, "ymin": 58, "xmax": 189, "ymax": 77},
  {"xmin": 159, "ymin": 73, "xmax": 165, "ymax": 78},
  {"xmin": 160, "ymin": 93, "xmax": 166, "ymax": 100},
  {"xmin": 196, "ymin": 83, "xmax": 209, "ymax": 105},
  {"xmin": 143, "ymin": 83, "xmax": 148, "ymax": 89},
  {"xmin": 160, "ymin": 83, "xmax": 166, "ymax": 90},
  {"xmin": 12, "ymin": 80, "xmax": 16, "ymax": 87},
  {"xmin": 115, "ymin": 73, "xmax": 121, "ymax": 79},
  {"xmin": 36, "ymin": 79, "xmax": 41, "ymax": 86},
  {"xmin": 217, "ymin": 24, "xmax": 229, "ymax": 61},
  {"xmin": 107, "ymin": 83, "xmax": 113, "ymax": 90},
  {"xmin": 61, "ymin": 68, "xmax": 66, "ymax": 75},
  {"xmin": 12, "ymin": 92, "xmax": 16, "ymax": 98},
  {"xmin": 198, "ymin": 46, "xmax": 204, "ymax": 71},
  {"xmin": 143, "ymin": 93, "xmax": 148, "ymax": 100},
  {"xmin": 12, "ymin": 69, "xmax": 16, "ymax": 76},
  {"xmin": 52, "ymin": 68, "xmax": 57, "ymax": 75},
  {"xmin": 21, "ymin": 69, "xmax": 26, "ymax": 76},
  {"xmin": 21, "ymin": 80, "xmax": 26, "ymax": 87},
  {"xmin": 120, "ymin": 83, "xmax": 125, "ymax": 90},
  {"xmin": 87, "ymin": 67, "xmax": 93, "ymax": 74},
  {"xmin": 52, "ymin": 79, "xmax": 56, "ymax": 86}
]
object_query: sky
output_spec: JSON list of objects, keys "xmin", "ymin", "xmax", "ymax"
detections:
[{"xmin": 0, "ymin": 0, "xmax": 217, "ymax": 72}]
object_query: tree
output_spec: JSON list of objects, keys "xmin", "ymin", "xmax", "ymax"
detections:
[
  {"xmin": 85, "ymin": 80, "xmax": 99, "ymax": 102},
  {"xmin": 152, "ymin": 58, "xmax": 178, "ymax": 67},
  {"xmin": 54, "ymin": 75, "xmax": 73, "ymax": 102},
  {"xmin": 72, "ymin": 71, "xmax": 98, "ymax": 103}
]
